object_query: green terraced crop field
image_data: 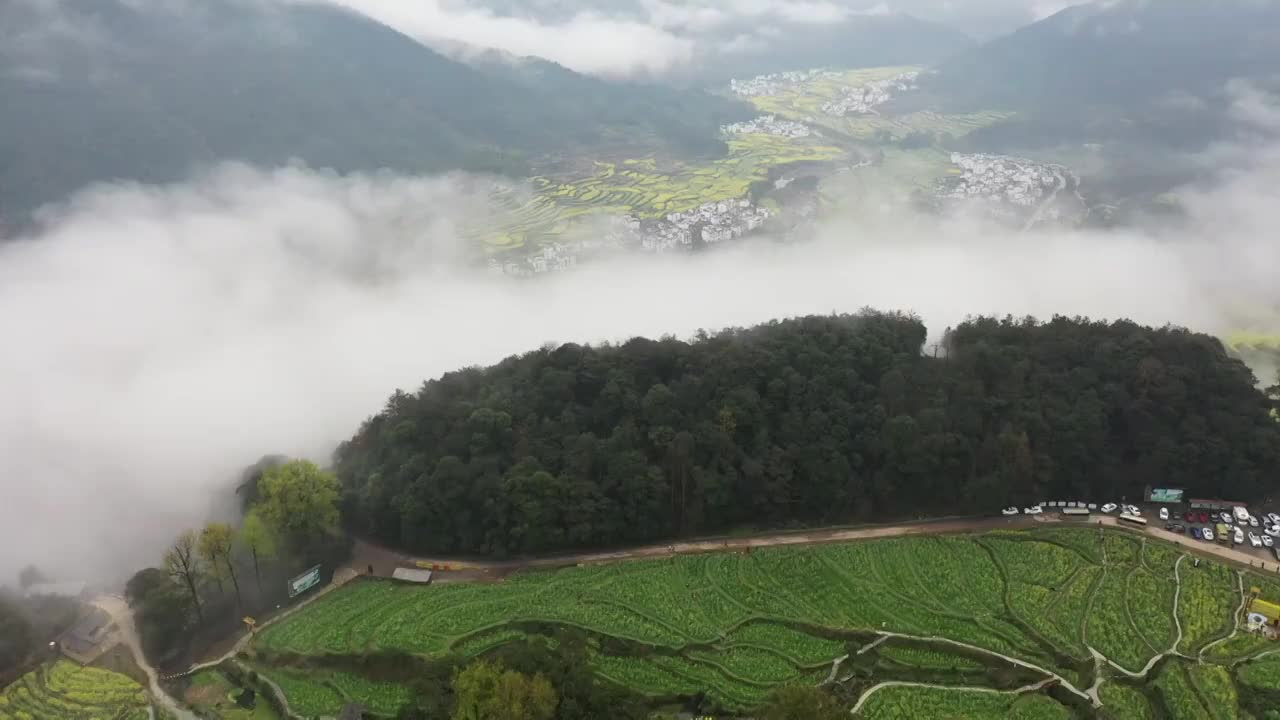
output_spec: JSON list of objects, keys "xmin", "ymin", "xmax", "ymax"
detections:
[
  {"xmin": 248, "ymin": 528, "xmax": 1280, "ymax": 716},
  {"xmin": 0, "ymin": 660, "xmax": 150, "ymax": 720},
  {"xmin": 855, "ymin": 685, "xmax": 1072, "ymax": 720}
]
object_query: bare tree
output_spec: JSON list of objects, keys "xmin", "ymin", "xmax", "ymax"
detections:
[
  {"xmin": 199, "ymin": 522, "xmax": 242, "ymax": 609},
  {"xmin": 164, "ymin": 530, "xmax": 204, "ymax": 623}
]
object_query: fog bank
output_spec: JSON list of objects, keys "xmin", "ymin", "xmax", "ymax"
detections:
[{"xmin": 1, "ymin": 156, "xmax": 1276, "ymax": 585}]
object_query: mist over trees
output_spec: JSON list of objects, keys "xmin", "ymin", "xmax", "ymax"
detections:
[
  {"xmin": 337, "ymin": 312, "xmax": 1280, "ymax": 557},
  {"xmin": 125, "ymin": 460, "xmax": 347, "ymax": 668}
]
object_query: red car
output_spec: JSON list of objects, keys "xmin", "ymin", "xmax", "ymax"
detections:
[
  {"xmin": 1198, "ymin": 512, "xmax": 1210, "ymax": 524},
  {"xmin": 1184, "ymin": 511, "xmax": 1195, "ymax": 522}
]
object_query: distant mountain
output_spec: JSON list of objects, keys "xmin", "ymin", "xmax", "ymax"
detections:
[
  {"xmin": 932, "ymin": 0, "xmax": 1280, "ymax": 110},
  {"xmin": 689, "ymin": 13, "xmax": 974, "ymax": 83},
  {"xmin": 0, "ymin": 0, "xmax": 748, "ymax": 224}
]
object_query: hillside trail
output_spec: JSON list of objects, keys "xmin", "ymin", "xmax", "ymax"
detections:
[
  {"xmin": 1198, "ymin": 570, "xmax": 1250, "ymax": 662},
  {"xmin": 1085, "ymin": 548, "xmax": 1189, "ymax": 689},
  {"xmin": 90, "ymin": 594, "xmax": 196, "ymax": 720},
  {"xmin": 849, "ymin": 677, "xmax": 1057, "ymax": 714}
]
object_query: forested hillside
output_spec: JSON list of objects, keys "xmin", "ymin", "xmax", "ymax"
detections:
[
  {"xmin": 0, "ymin": 0, "xmax": 747, "ymax": 224},
  {"xmin": 337, "ymin": 313, "xmax": 1280, "ymax": 556}
]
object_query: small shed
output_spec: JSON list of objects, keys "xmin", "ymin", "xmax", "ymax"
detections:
[
  {"xmin": 58, "ymin": 607, "xmax": 116, "ymax": 663},
  {"xmin": 391, "ymin": 568, "xmax": 434, "ymax": 584}
]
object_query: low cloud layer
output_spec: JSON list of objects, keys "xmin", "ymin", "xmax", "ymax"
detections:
[
  {"xmin": 2, "ymin": 146, "xmax": 1278, "ymax": 585},
  {"xmin": 298, "ymin": 0, "xmax": 1089, "ymax": 77}
]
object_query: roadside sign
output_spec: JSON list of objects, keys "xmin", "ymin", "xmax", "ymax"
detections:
[{"xmin": 288, "ymin": 565, "xmax": 322, "ymax": 598}]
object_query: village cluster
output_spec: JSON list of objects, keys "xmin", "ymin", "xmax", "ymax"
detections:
[
  {"xmin": 939, "ymin": 152, "xmax": 1066, "ymax": 207},
  {"xmin": 720, "ymin": 114, "xmax": 813, "ymax": 139},
  {"xmin": 820, "ymin": 70, "xmax": 920, "ymax": 116},
  {"xmin": 487, "ymin": 198, "xmax": 776, "ymax": 275},
  {"xmin": 608, "ymin": 198, "xmax": 774, "ymax": 253},
  {"xmin": 727, "ymin": 69, "xmax": 837, "ymax": 97}
]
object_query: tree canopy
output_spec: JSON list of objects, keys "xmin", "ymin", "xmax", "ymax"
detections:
[
  {"xmin": 257, "ymin": 460, "xmax": 341, "ymax": 551},
  {"xmin": 337, "ymin": 312, "xmax": 1280, "ymax": 557}
]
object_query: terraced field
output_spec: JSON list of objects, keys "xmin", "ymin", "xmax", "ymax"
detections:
[
  {"xmin": 469, "ymin": 133, "xmax": 844, "ymax": 251},
  {"xmin": 249, "ymin": 528, "xmax": 1280, "ymax": 715},
  {"xmin": 0, "ymin": 660, "xmax": 150, "ymax": 720},
  {"xmin": 743, "ymin": 66, "xmax": 1012, "ymax": 141}
]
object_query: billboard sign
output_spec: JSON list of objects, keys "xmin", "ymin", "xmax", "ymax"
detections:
[
  {"xmin": 1148, "ymin": 488, "xmax": 1185, "ymax": 504},
  {"xmin": 288, "ymin": 565, "xmax": 322, "ymax": 598}
]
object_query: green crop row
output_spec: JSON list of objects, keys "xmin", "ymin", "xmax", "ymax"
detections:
[
  {"xmin": 0, "ymin": 661, "xmax": 149, "ymax": 720},
  {"xmin": 877, "ymin": 644, "xmax": 984, "ymax": 671},
  {"xmin": 1176, "ymin": 562, "xmax": 1238, "ymax": 653},
  {"xmin": 1155, "ymin": 662, "xmax": 1211, "ymax": 720},
  {"xmin": 856, "ymin": 686, "xmax": 1070, "ymax": 719},
  {"xmin": 1098, "ymin": 682, "xmax": 1154, "ymax": 720},
  {"xmin": 722, "ymin": 622, "xmax": 847, "ymax": 665},
  {"xmin": 1187, "ymin": 663, "xmax": 1238, "ymax": 720},
  {"xmin": 1237, "ymin": 657, "xmax": 1280, "ymax": 690}
]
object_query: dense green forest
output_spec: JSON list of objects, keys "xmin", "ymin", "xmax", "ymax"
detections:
[{"xmin": 337, "ymin": 312, "xmax": 1280, "ymax": 557}]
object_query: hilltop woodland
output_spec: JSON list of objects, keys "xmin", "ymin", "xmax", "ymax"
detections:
[
  {"xmin": 338, "ymin": 312, "xmax": 1280, "ymax": 557},
  {"xmin": 124, "ymin": 459, "xmax": 350, "ymax": 669}
]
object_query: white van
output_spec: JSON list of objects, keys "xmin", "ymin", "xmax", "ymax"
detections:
[{"xmin": 1234, "ymin": 506, "xmax": 1251, "ymax": 523}]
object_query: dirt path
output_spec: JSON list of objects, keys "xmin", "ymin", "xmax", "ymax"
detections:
[
  {"xmin": 90, "ymin": 595, "xmax": 196, "ymax": 720},
  {"xmin": 363, "ymin": 515, "xmax": 1042, "ymax": 576},
  {"xmin": 850, "ymin": 677, "xmax": 1057, "ymax": 715},
  {"xmin": 1199, "ymin": 570, "xmax": 1250, "ymax": 661}
]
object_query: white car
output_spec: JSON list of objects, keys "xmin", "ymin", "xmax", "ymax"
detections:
[
  {"xmin": 1249, "ymin": 516, "xmax": 1260, "ymax": 527},
  {"xmin": 1126, "ymin": 506, "xmax": 1142, "ymax": 516},
  {"xmin": 1024, "ymin": 505, "xmax": 1043, "ymax": 515},
  {"xmin": 1222, "ymin": 512, "xmax": 1234, "ymax": 524},
  {"xmin": 1087, "ymin": 503, "xmax": 1098, "ymax": 510},
  {"xmin": 1002, "ymin": 507, "xmax": 1020, "ymax": 516},
  {"xmin": 1264, "ymin": 535, "xmax": 1274, "ymax": 548},
  {"xmin": 1101, "ymin": 503, "xmax": 1118, "ymax": 513},
  {"xmin": 1249, "ymin": 532, "xmax": 1263, "ymax": 548},
  {"xmin": 1234, "ymin": 527, "xmax": 1245, "ymax": 545},
  {"xmin": 1203, "ymin": 528, "xmax": 1215, "ymax": 541},
  {"xmin": 1267, "ymin": 512, "xmax": 1280, "ymax": 524},
  {"xmin": 1159, "ymin": 507, "xmax": 1169, "ymax": 521},
  {"xmin": 1265, "ymin": 525, "xmax": 1280, "ymax": 537}
]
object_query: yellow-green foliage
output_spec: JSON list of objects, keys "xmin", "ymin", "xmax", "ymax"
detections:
[{"xmin": 0, "ymin": 660, "xmax": 149, "ymax": 720}]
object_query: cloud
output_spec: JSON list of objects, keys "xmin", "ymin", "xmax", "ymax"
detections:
[
  {"xmin": 3, "ymin": 148, "xmax": 1278, "ymax": 585},
  {"xmin": 299, "ymin": 0, "xmax": 694, "ymax": 77}
]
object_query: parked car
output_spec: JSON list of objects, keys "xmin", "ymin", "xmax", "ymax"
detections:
[
  {"xmin": 1102, "ymin": 503, "xmax": 1118, "ymax": 513},
  {"xmin": 1234, "ymin": 527, "xmax": 1245, "ymax": 545},
  {"xmin": 1198, "ymin": 512, "xmax": 1211, "ymax": 524},
  {"xmin": 1087, "ymin": 503, "xmax": 1098, "ymax": 510},
  {"xmin": 1264, "ymin": 535, "xmax": 1274, "ymax": 548},
  {"xmin": 1190, "ymin": 527, "xmax": 1201, "ymax": 540},
  {"xmin": 1267, "ymin": 512, "xmax": 1280, "ymax": 524},
  {"xmin": 1183, "ymin": 511, "xmax": 1196, "ymax": 522},
  {"xmin": 1002, "ymin": 507, "xmax": 1020, "ymax": 516},
  {"xmin": 1249, "ymin": 532, "xmax": 1263, "ymax": 548},
  {"xmin": 1202, "ymin": 528, "xmax": 1214, "ymax": 541},
  {"xmin": 1221, "ymin": 512, "xmax": 1234, "ymax": 524},
  {"xmin": 1172, "ymin": 524, "xmax": 1185, "ymax": 534},
  {"xmin": 1159, "ymin": 507, "xmax": 1169, "ymax": 520},
  {"xmin": 1249, "ymin": 516, "xmax": 1260, "ymax": 527},
  {"xmin": 1024, "ymin": 505, "xmax": 1043, "ymax": 515},
  {"xmin": 1265, "ymin": 525, "xmax": 1280, "ymax": 537}
]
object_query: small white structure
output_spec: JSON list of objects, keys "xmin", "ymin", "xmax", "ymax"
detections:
[{"xmin": 391, "ymin": 568, "xmax": 434, "ymax": 584}]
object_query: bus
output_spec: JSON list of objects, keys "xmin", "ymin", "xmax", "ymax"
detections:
[{"xmin": 1118, "ymin": 513, "xmax": 1148, "ymax": 527}]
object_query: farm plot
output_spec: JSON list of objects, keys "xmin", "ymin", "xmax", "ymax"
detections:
[
  {"xmin": 0, "ymin": 660, "xmax": 149, "ymax": 720},
  {"xmin": 1187, "ymin": 664, "xmax": 1238, "ymax": 720},
  {"xmin": 1087, "ymin": 570, "xmax": 1158, "ymax": 673},
  {"xmin": 1176, "ymin": 562, "xmax": 1238, "ymax": 653},
  {"xmin": 1155, "ymin": 662, "xmax": 1211, "ymax": 720},
  {"xmin": 877, "ymin": 645, "xmax": 985, "ymax": 671},
  {"xmin": 1237, "ymin": 657, "xmax": 1280, "ymax": 690},
  {"xmin": 855, "ymin": 686, "xmax": 1071, "ymax": 719},
  {"xmin": 721, "ymin": 621, "xmax": 847, "ymax": 666},
  {"xmin": 1202, "ymin": 630, "xmax": 1273, "ymax": 663},
  {"xmin": 1098, "ymin": 682, "xmax": 1154, "ymax": 720},
  {"xmin": 254, "ymin": 528, "xmax": 1268, "ymax": 713}
]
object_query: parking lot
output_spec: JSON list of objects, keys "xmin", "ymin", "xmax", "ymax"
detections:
[{"xmin": 1003, "ymin": 498, "xmax": 1280, "ymax": 568}]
